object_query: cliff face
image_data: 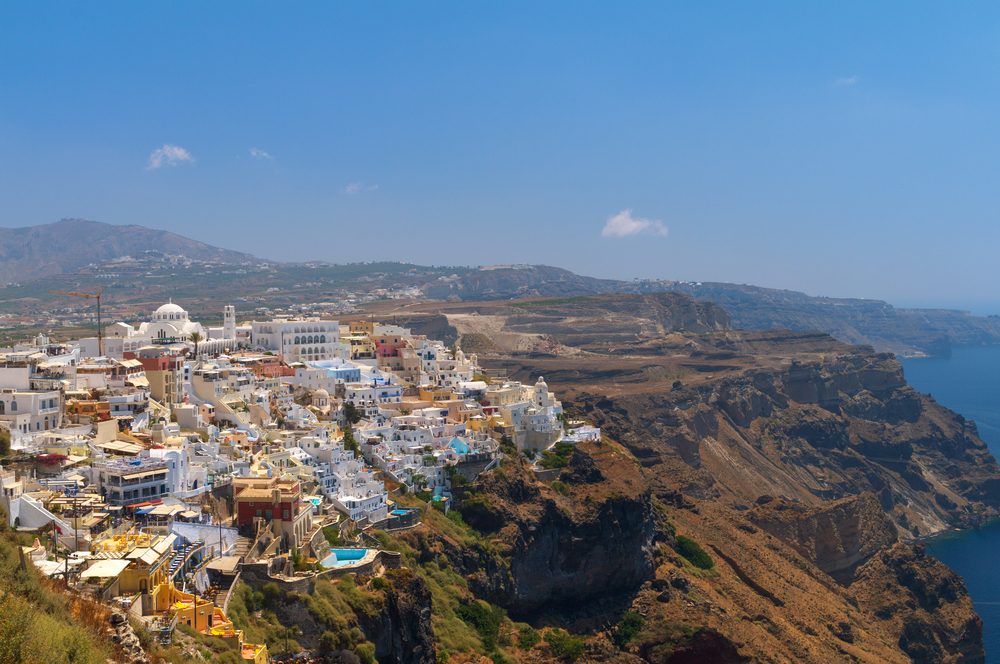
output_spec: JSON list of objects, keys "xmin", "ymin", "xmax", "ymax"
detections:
[
  {"xmin": 748, "ymin": 493, "xmax": 898, "ymax": 583},
  {"xmin": 581, "ymin": 349, "xmax": 1000, "ymax": 538},
  {"xmin": 356, "ymin": 569, "xmax": 436, "ymax": 664},
  {"xmin": 450, "ymin": 445, "xmax": 658, "ymax": 620},
  {"xmin": 618, "ymin": 496, "xmax": 986, "ymax": 664},
  {"xmin": 241, "ymin": 569, "xmax": 435, "ymax": 664},
  {"xmin": 852, "ymin": 544, "xmax": 985, "ymax": 664}
]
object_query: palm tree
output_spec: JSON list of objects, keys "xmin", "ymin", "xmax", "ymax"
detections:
[{"xmin": 188, "ymin": 331, "xmax": 203, "ymax": 358}]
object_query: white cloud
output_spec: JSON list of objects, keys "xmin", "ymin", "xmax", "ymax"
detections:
[
  {"xmin": 147, "ymin": 144, "xmax": 194, "ymax": 170},
  {"xmin": 249, "ymin": 147, "xmax": 271, "ymax": 160},
  {"xmin": 601, "ymin": 209, "xmax": 668, "ymax": 238},
  {"xmin": 344, "ymin": 181, "xmax": 378, "ymax": 194},
  {"xmin": 834, "ymin": 75, "xmax": 859, "ymax": 87}
]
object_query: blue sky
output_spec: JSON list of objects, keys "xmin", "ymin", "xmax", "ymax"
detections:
[{"xmin": 3, "ymin": 2, "xmax": 1000, "ymax": 309}]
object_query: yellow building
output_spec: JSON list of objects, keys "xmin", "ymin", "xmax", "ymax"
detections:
[
  {"xmin": 93, "ymin": 531, "xmax": 174, "ymax": 594},
  {"xmin": 343, "ymin": 334, "xmax": 376, "ymax": 360},
  {"xmin": 92, "ymin": 530, "xmax": 267, "ymax": 663},
  {"xmin": 151, "ymin": 579, "xmax": 268, "ymax": 663},
  {"xmin": 348, "ymin": 320, "xmax": 376, "ymax": 337},
  {"xmin": 418, "ymin": 385, "xmax": 456, "ymax": 402}
]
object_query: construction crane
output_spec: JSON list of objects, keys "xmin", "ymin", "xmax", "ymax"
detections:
[{"xmin": 50, "ymin": 289, "xmax": 104, "ymax": 356}]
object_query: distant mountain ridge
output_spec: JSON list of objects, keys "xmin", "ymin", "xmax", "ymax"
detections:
[
  {"xmin": 3, "ymin": 219, "xmax": 1000, "ymax": 355},
  {"xmin": 422, "ymin": 266, "xmax": 1000, "ymax": 355},
  {"xmin": 0, "ymin": 218, "xmax": 256, "ymax": 284}
]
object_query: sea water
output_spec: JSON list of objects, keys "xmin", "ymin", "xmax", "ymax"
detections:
[{"xmin": 902, "ymin": 347, "xmax": 1000, "ymax": 661}]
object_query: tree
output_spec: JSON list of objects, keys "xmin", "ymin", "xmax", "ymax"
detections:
[
  {"xmin": 343, "ymin": 423, "xmax": 361, "ymax": 457},
  {"xmin": 343, "ymin": 401, "xmax": 362, "ymax": 425},
  {"xmin": 280, "ymin": 625, "xmax": 303, "ymax": 656},
  {"xmin": 0, "ymin": 427, "xmax": 10, "ymax": 457},
  {"xmin": 188, "ymin": 331, "xmax": 203, "ymax": 358}
]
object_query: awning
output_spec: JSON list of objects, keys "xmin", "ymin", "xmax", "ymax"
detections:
[
  {"xmin": 81, "ymin": 559, "xmax": 131, "ymax": 579},
  {"xmin": 128, "ymin": 499, "xmax": 163, "ymax": 510}
]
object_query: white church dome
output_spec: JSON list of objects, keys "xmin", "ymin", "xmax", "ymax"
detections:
[{"xmin": 155, "ymin": 302, "xmax": 186, "ymax": 316}]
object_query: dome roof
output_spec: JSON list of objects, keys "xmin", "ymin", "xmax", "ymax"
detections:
[
  {"xmin": 314, "ymin": 388, "xmax": 330, "ymax": 399},
  {"xmin": 155, "ymin": 302, "xmax": 186, "ymax": 315}
]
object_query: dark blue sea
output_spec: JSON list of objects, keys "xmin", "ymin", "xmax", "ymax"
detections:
[{"xmin": 902, "ymin": 347, "xmax": 1000, "ymax": 661}]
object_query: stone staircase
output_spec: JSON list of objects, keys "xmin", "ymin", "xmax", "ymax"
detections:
[{"xmin": 233, "ymin": 535, "xmax": 250, "ymax": 559}]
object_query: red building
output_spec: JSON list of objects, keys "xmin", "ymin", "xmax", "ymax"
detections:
[{"xmin": 232, "ymin": 477, "xmax": 312, "ymax": 548}]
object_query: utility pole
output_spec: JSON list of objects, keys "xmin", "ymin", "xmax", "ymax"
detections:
[{"xmin": 50, "ymin": 289, "xmax": 105, "ymax": 356}]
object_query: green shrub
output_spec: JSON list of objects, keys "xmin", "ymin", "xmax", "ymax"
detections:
[
  {"xmin": 538, "ymin": 442, "xmax": 576, "ymax": 469},
  {"xmin": 355, "ymin": 642, "xmax": 376, "ymax": 664},
  {"xmin": 370, "ymin": 577, "xmax": 389, "ymax": 591},
  {"xmin": 545, "ymin": 629, "xmax": 585, "ymax": 661},
  {"xmin": 491, "ymin": 650, "xmax": 515, "ymax": 664},
  {"xmin": 261, "ymin": 581, "xmax": 282, "ymax": 605},
  {"xmin": 674, "ymin": 535, "xmax": 714, "ymax": 570},
  {"xmin": 613, "ymin": 611, "xmax": 644, "ymax": 648},
  {"xmin": 323, "ymin": 525, "xmax": 344, "ymax": 546},
  {"xmin": 551, "ymin": 480, "xmax": 569, "ymax": 495},
  {"xmin": 456, "ymin": 599, "xmax": 506, "ymax": 651},
  {"xmin": 517, "ymin": 624, "xmax": 540, "ymax": 649}
]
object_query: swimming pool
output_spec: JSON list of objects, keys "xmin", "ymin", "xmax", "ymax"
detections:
[
  {"xmin": 391, "ymin": 509, "xmax": 412, "ymax": 516},
  {"xmin": 320, "ymin": 548, "xmax": 368, "ymax": 568}
]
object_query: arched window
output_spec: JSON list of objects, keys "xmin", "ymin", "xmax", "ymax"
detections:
[
  {"xmin": 294, "ymin": 336, "xmax": 300, "ymax": 345},
  {"xmin": 320, "ymin": 335, "xmax": 326, "ymax": 344},
  {"xmin": 0, "ymin": 401, "xmax": 4, "ymax": 414},
  {"xmin": 9, "ymin": 400, "xmax": 16, "ymax": 413}
]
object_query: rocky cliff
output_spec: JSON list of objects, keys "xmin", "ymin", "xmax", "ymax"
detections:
[
  {"xmin": 748, "ymin": 493, "xmax": 898, "ymax": 583},
  {"xmin": 431, "ymin": 300, "xmax": 997, "ymax": 662},
  {"xmin": 234, "ymin": 568, "xmax": 435, "ymax": 664},
  {"xmin": 580, "ymin": 349, "xmax": 1000, "ymax": 538},
  {"xmin": 435, "ymin": 445, "xmax": 657, "ymax": 620},
  {"xmin": 852, "ymin": 544, "xmax": 985, "ymax": 664},
  {"xmin": 356, "ymin": 569, "xmax": 436, "ymax": 664}
]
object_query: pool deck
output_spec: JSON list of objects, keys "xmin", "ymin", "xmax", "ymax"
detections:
[{"xmin": 320, "ymin": 548, "xmax": 379, "ymax": 570}]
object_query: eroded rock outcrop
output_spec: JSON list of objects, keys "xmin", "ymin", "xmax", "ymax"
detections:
[
  {"xmin": 851, "ymin": 543, "xmax": 985, "ymax": 663},
  {"xmin": 451, "ymin": 445, "xmax": 658, "ymax": 619},
  {"xmin": 356, "ymin": 569, "xmax": 436, "ymax": 664},
  {"xmin": 582, "ymin": 349, "xmax": 1000, "ymax": 538},
  {"xmin": 748, "ymin": 493, "xmax": 898, "ymax": 583}
]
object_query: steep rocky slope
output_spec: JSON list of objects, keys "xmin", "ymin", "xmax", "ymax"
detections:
[
  {"xmin": 228, "ymin": 568, "xmax": 435, "ymax": 664},
  {"xmin": 388, "ymin": 296, "xmax": 998, "ymax": 662},
  {"xmin": 579, "ymin": 349, "xmax": 1000, "ymax": 538},
  {"xmin": 412, "ymin": 434, "xmax": 986, "ymax": 662},
  {"xmin": 747, "ymin": 493, "xmax": 897, "ymax": 582},
  {"xmin": 449, "ymin": 444, "xmax": 657, "ymax": 620}
]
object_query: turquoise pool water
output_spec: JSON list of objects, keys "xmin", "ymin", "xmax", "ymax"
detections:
[
  {"xmin": 391, "ymin": 509, "xmax": 412, "ymax": 516},
  {"xmin": 321, "ymin": 548, "xmax": 368, "ymax": 568}
]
